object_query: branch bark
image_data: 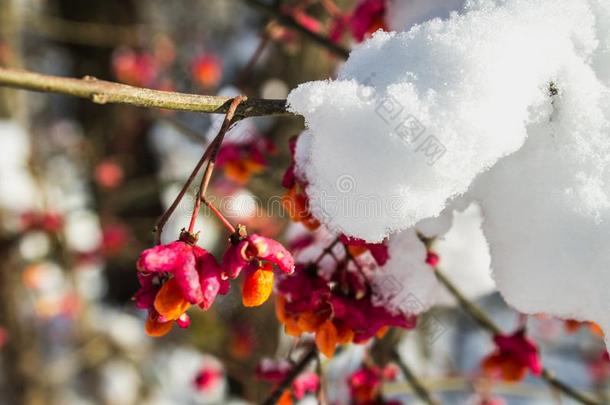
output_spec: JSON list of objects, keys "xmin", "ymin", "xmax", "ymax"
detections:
[{"xmin": 0, "ymin": 67, "xmax": 292, "ymax": 118}]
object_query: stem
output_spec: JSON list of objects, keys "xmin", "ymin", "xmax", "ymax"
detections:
[
  {"xmin": 435, "ymin": 269, "xmax": 500, "ymax": 335},
  {"xmin": 341, "ymin": 241, "xmax": 365, "ymax": 273},
  {"xmin": 236, "ymin": 32, "xmax": 271, "ymax": 86},
  {"xmin": 320, "ymin": 0, "xmax": 341, "ymax": 17},
  {"xmin": 202, "ymin": 197, "xmax": 236, "ymax": 234},
  {"xmin": 152, "ymin": 143, "xmax": 213, "ymax": 244},
  {"xmin": 187, "ymin": 96, "xmax": 246, "ymax": 234},
  {"xmin": 540, "ymin": 370, "xmax": 602, "ymax": 405},
  {"xmin": 243, "ymin": 0, "xmax": 350, "ymax": 59},
  {"xmin": 0, "ymin": 67, "xmax": 290, "ymax": 118},
  {"xmin": 435, "ymin": 268, "xmax": 601, "ymax": 405},
  {"xmin": 314, "ymin": 236, "xmax": 341, "ymax": 265},
  {"xmin": 261, "ymin": 346, "xmax": 318, "ymax": 405},
  {"xmin": 391, "ymin": 348, "xmax": 441, "ymax": 405}
]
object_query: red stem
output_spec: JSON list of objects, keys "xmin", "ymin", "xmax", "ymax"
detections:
[
  {"xmin": 202, "ymin": 197, "xmax": 236, "ymax": 234},
  {"xmin": 153, "ymin": 143, "xmax": 214, "ymax": 244},
  {"xmin": 187, "ymin": 96, "xmax": 246, "ymax": 235}
]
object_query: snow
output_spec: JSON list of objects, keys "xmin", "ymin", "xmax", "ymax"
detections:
[
  {"xmin": 289, "ymin": 0, "xmax": 610, "ymax": 347},
  {"xmin": 589, "ymin": 0, "xmax": 610, "ymax": 86},
  {"xmin": 371, "ymin": 229, "xmax": 438, "ymax": 315},
  {"xmin": 433, "ymin": 203, "xmax": 495, "ymax": 306},
  {"xmin": 288, "ymin": 0, "xmax": 605, "ymax": 242},
  {"xmin": 370, "ymin": 203, "xmax": 494, "ymax": 312},
  {"xmin": 468, "ymin": 69, "xmax": 610, "ymax": 347}
]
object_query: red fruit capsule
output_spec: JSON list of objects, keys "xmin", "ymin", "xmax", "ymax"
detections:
[{"xmin": 426, "ymin": 251, "xmax": 440, "ymax": 267}]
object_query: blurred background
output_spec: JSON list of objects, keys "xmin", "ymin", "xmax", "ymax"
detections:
[{"xmin": 0, "ymin": 1, "xmax": 608, "ymax": 404}]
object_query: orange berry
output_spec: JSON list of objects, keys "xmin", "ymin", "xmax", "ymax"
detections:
[
  {"xmin": 376, "ymin": 326, "xmax": 389, "ymax": 339},
  {"xmin": 297, "ymin": 311, "xmax": 325, "ymax": 332},
  {"xmin": 347, "ymin": 245, "xmax": 368, "ymax": 257},
  {"xmin": 284, "ymin": 316, "xmax": 303, "ymax": 337},
  {"xmin": 590, "ymin": 322, "xmax": 604, "ymax": 337},
  {"xmin": 500, "ymin": 359, "xmax": 528, "ymax": 382},
  {"xmin": 145, "ymin": 314, "xmax": 174, "ymax": 337},
  {"xmin": 242, "ymin": 265, "xmax": 275, "ymax": 307},
  {"xmin": 315, "ymin": 320, "xmax": 339, "ymax": 357},
  {"xmin": 277, "ymin": 390, "xmax": 293, "ymax": 405},
  {"xmin": 564, "ymin": 319, "xmax": 581, "ymax": 333},
  {"xmin": 154, "ymin": 278, "xmax": 190, "ymax": 321}
]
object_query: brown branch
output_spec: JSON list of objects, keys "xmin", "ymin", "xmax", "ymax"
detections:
[
  {"xmin": 391, "ymin": 348, "xmax": 441, "ymax": 405},
  {"xmin": 435, "ymin": 269, "xmax": 500, "ymax": 335},
  {"xmin": 261, "ymin": 346, "xmax": 318, "ymax": 405},
  {"xmin": 314, "ymin": 236, "xmax": 341, "ymax": 265},
  {"xmin": 0, "ymin": 67, "xmax": 291, "ymax": 118},
  {"xmin": 435, "ymin": 268, "xmax": 601, "ymax": 405},
  {"xmin": 236, "ymin": 32, "xmax": 271, "ymax": 86},
  {"xmin": 243, "ymin": 0, "xmax": 350, "ymax": 59}
]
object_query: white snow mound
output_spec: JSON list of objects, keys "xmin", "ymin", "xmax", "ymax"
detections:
[{"xmin": 288, "ymin": 0, "xmax": 605, "ymax": 242}]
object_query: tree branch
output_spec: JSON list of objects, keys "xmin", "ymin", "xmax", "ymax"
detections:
[
  {"xmin": 243, "ymin": 0, "xmax": 350, "ymax": 59},
  {"xmin": 435, "ymin": 268, "xmax": 601, "ymax": 405},
  {"xmin": 261, "ymin": 346, "xmax": 318, "ymax": 405},
  {"xmin": 0, "ymin": 67, "xmax": 292, "ymax": 118},
  {"xmin": 391, "ymin": 348, "xmax": 441, "ymax": 405}
]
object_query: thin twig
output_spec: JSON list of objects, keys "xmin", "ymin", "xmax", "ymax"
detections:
[
  {"xmin": 391, "ymin": 348, "xmax": 441, "ymax": 405},
  {"xmin": 202, "ymin": 197, "xmax": 237, "ymax": 234},
  {"xmin": 187, "ymin": 96, "xmax": 246, "ymax": 234},
  {"xmin": 435, "ymin": 269, "xmax": 500, "ymax": 334},
  {"xmin": 236, "ymin": 32, "xmax": 271, "ymax": 86},
  {"xmin": 435, "ymin": 268, "xmax": 601, "ymax": 405},
  {"xmin": 320, "ymin": 0, "xmax": 341, "ymax": 17},
  {"xmin": 314, "ymin": 236, "xmax": 341, "ymax": 265},
  {"xmin": 243, "ymin": 0, "xmax": 350, "ymax": 59},
  {"xmin": 0, "ymin": 67, "xmax": 290, "ymax": 118},
  {"xmin": 152, "ymin": 143, "xmax": 214, "ymax": 244},
  {"xmin": 261, "ymin": 346, "xmax": 318, "ymax": 405},
  {"xmin": 341, "ymin": 241, "xmax": 365, "ymax": 273}
]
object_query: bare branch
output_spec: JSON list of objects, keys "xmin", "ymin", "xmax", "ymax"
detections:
[
  {"xmin": 391, "ymin": 349, "xmax": 441, "ymax": 405},
  {"xmin": 261, "ymin": 346, "xmax": 318, "ymax": 405},
  {"xmin": 0, "ymin": 67, "xmax": 292, "ymax": 118}
]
